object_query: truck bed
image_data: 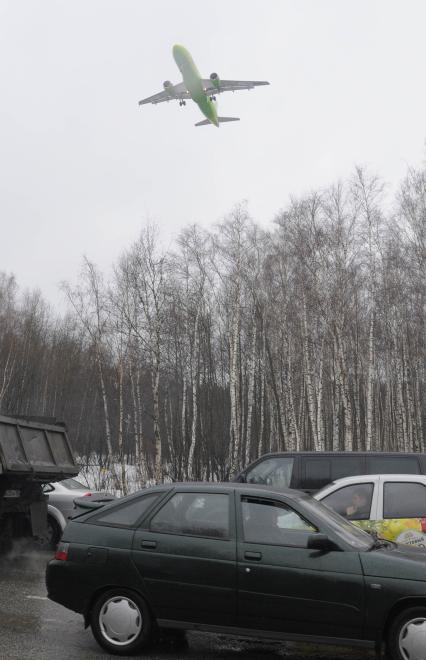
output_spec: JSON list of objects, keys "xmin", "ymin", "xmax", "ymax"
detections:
[{"xmin": 0, "ymin": 415, "xmax": 79, "ymax": 483}]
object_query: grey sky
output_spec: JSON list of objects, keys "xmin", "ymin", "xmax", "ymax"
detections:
[{"xmin": 1, "ymin": 0, "xmax": 425, "ymax": 306}]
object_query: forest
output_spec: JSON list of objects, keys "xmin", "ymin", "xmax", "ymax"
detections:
[{"xmin": 0, "ymin": 165, "xmax": 424, "ymax": 491}]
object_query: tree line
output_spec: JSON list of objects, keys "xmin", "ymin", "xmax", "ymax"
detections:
[{"xmin": 0, "ymin": 165, "xmax": 424, "ymax": 489}]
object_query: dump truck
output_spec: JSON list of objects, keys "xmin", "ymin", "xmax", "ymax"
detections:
[{"xmin": 0, "ymin": 414, "xmax": 79, "ymax": 553}]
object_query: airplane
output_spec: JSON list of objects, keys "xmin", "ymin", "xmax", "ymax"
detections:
[{"xmin": 139, "ymin": 44, "xmax": 269, "ymax": 127}]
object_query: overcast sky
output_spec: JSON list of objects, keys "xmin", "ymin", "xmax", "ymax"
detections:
[{"xmin": 0, "ymin": 0, "xmax": 425, "ymax": 307}]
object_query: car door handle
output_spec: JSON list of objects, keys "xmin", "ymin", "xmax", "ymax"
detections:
[
  {"xmin": 140, "ymin": 540, "xmax": 157, "ymax": 549},
  {"xmin": 244, "ymin": 551, "xmax": 262, "ymax": 561}
]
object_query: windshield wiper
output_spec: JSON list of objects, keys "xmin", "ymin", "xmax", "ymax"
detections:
[{"xmin": 369, "ymin": 537, "xmax": 396, "ymax": 551}]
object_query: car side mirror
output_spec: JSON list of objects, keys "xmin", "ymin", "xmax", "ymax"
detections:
[{"xmin": 307, "ymin": 533, "xmax": 333, "ymax": 551}]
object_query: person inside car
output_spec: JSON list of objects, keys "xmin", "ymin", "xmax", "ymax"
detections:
[{"xmin": 345, "ymin": 488, "xmax": 371, "ymax": 520}]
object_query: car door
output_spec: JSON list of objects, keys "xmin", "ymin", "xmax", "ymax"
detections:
[
  {"xmin": 236, "ymin": 493, "xmax": 365, "ymax": 640},
  {"xmin": 132, "ymin": 488, "xmax": 237, "ymax": 626},
  {"xmin": 377, "ymin": 478, "xmax": 426, "ymax": 547}
]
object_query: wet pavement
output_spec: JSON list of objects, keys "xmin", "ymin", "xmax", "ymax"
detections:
[{"xmin": 0, "ymin": 549, "xmax": 376, "ymax": 660}]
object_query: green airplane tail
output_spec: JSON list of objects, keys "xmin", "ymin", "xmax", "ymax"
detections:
[{"xmin": 195, "ymin": 116, "xmax": 240, "ymax": 127}]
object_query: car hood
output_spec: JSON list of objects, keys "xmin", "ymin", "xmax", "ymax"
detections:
[{"xmin": 360, "ymin": 544, "xmax": 426, "ymax": 582}]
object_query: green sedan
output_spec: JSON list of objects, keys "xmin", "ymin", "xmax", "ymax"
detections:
[{"xmin": 46, "ymin": 483, "xmax": 426, "ymax": 659}]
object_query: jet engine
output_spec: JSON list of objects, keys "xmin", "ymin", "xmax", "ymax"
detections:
[
  {"xmin": 210, "ymin": 72, "xmax": 220, "ymax": 90},
  {"xmin": 163, "ymin": 80, "xmax": 176, "ymax": 98}
]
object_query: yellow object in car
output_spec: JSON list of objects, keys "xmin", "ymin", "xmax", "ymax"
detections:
[{"xmin": 353, "ymin": 518, "xmax": 426, "ymax": 548}]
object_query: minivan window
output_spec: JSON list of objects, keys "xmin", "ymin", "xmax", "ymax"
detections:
[
  {"xmin": 331, "ymin": 457, "xmax": 364, "ymax": 481},
  {"xmin": 150, "ymin": 492, "xmax": 229, "ymax": 539},
  {"xmin": 383, "ymin": 482, "xmax": 426, "ymax": 518},
  {"xmin": 367, "ymin": 457, "xmax": 420, "ymax": 474},
  {"xmin": 245, "ymin": 457, "xmax": 294, "ymax": 488},
  {"xmin": 305, "ymin": 459, "xmax": 331, "ymax": 490}
]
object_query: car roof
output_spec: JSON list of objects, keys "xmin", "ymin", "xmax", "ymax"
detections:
[
  {"xmin": 128, "ymin": 481, "xmax": 309, "ymax": 502},
  {"xmin": 315, "ymin": 473, "xmax": 426, "ymax": 494}
]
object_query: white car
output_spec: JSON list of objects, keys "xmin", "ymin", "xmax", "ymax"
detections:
[
  {"xmin": 315, "ymin": 473, "xmax": 426, "ymax": 548},
  {"xmin": 43, "ymin": 478, "xmax": 94, "ymax": 547}
]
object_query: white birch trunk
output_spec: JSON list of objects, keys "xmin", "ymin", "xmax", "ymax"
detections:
[
  {"xmin": 258, "ymin": 329, "xmax": 266, "ymax": 457},
  {"xmin": 316, "ymin": 343, "xmax": 324, "ymax": 450},
  {"xmin": 96, "ymin": 344, "xmax": 119, "ymax": 490},
  {"xmin": 118, "ymin": 361, "xmax": 127, "ymax": 495},
  {"xmin": 366, "ymin": 316, "xmax": 375, "ymax": 450},
  {"xmin": 332, "ymin": 341, "xmax": 341, "ymax": 451},
  {"xmin": 187, "ymin": 307, "xmax": 200, "ymax": 480},
  {"xmin": 245, "ymin": 328, "xmax": 257, "ymax": 466},
  {"xmin": 228, "ymin": 303, "xmax": 241, "ymax": 474},
  {"xmin": 335, "ymin": 327, "xmax": 353, "ymax": 450},
  {"xmin": 302, "ymin": 301, "xmax": 319, "ymax": 450},
  {"xmin": 286, "ymin": 348, "xmax": 300, "ymax": 450}
]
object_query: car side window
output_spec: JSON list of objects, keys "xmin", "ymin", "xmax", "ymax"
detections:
[
  {"xmin": 383, "ymin": 482, "xmax": 426, "ymax": 518},
  {"xmin": 150, "ymin": 492, "xmax": 230, "ymax": 539},
  {"xmin": 321, "ymin": 483, "xmax": 374, "ymax": 521},
  {"xmin": 241, "ymin": 497, "xmax": 316, "ymax": 545},
  {"xmin": 93, "ymin": 493, "xmax": 161, "ymax": 527},
  {"xmin": 245, "ymin": 457, "xmax": 294, "ymax": 488}
]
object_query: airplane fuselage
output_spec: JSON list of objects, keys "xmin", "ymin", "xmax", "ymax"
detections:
[{"xmin": 172, "ymin": 45, "xmax": 219, "ymax": 127}]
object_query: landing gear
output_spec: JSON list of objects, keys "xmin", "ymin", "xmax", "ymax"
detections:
[
  {"xmin": 210, "ymin": 95, "xmax": 216, "ymax": 101},
  {"xmin": 179, "ymin": 100, "xmax": 186, "ymax": 106}
]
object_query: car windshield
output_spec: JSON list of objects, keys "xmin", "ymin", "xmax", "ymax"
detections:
[
  {"xmin": 301, "ymin": 496, "xmax": 373, "ymax": 551},
  {"xmin": 60, "ymin": 478, "xmax": 87, "ymax": 490}
]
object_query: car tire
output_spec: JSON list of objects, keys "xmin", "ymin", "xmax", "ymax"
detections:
[
  {"xmin": 46, "ymin": 515, "xmax": 62, "ymax": 549},
  {"xmin": 32, "ymin": 515, "xmax": 62, "ymax": 550},
  {"xmin": 91, "ymin": 588, "xmax": 152, "ymax": 655},
  {"xmin": 387, "ymin": 606, "xmax": 426, "ymax": 660}
]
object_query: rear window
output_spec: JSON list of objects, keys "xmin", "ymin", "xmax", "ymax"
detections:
[
  {"xmin": 61, "ymin": 478, "xmax": 87, "ymax": 490},
  {"xmin": 150, "ymin": 492, "xmax": 230, "ymax": 539},
  {"xmin": 92, "ymin": 492, "xmax": 161, "ymax": 527}
]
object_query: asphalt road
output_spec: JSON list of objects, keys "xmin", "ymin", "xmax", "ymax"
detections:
[{"xmin": 0, "ymin": 548, "xmax": 376, "ymax": 660}]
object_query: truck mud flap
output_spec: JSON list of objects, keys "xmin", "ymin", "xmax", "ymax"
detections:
[{"xmin": 30, "ymin": 500, "xmax": 48, "ymax": 537}]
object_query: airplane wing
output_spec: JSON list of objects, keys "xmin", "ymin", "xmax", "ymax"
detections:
[
  {"xmin": 202, "ymin": 79, "xmax": 269, "ymax": 94},
  {"xmin": 139, "ymin": 82, "xmax": 190, "ymax": 105}
]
